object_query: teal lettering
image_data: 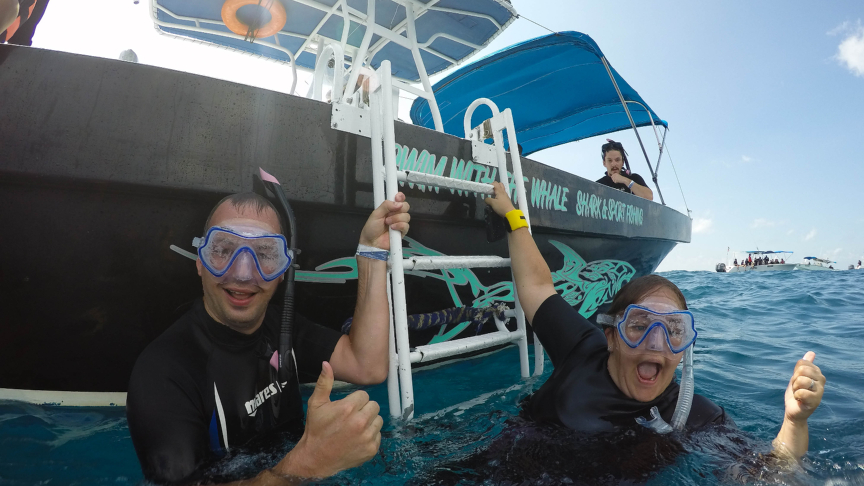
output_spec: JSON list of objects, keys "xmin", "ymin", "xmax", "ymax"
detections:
[{"xmin": 531, "ymin": 178, "xmax": 542, "ymax": 207}]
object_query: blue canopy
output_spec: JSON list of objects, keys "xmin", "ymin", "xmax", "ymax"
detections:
[
  {"xmin": 410, "ymin": 31, "xmax": 667, "ymax": 155},
  {"xmin": 151, "ymin": 0, "xmax": 517, "ymax": 82}
]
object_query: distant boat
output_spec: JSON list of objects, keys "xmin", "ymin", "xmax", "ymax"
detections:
[
  {"xmin": 796, "ymin": 257, "xmax": 836, "ymax": 271},
  {"xmin": 722, "ymin": 250, "xmax": 795, "ymax": 273}
]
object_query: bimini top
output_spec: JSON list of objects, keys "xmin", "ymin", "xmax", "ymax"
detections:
[
  {"xmin": 744, "ymin": 250, "xmax": 793, "ymax": 254},
  {"xmin": 803, "ymin": 257, "xmax": 835, "ymax": 263},
  {"xmin": 409, "ymin": 31, "xmax": 667, "ymax": 155},
  {"xmin": 150, "ymin": 0, "xmax": 517, "ymax": 83}
]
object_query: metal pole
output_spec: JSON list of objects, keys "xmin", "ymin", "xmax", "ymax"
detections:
[
  {"xmin": 404, "ymin": 2, "xmax": 444, "ymax": 132},
  {"xmin": 655, "ymin": 127, "xmax": 668, "ymax": 176},
  {"xmin": 343, "ymin": 0, "xmax": 376, "ymax": 103},
  {"xmin": 370, "ymin": 79, "xmax": 400, "ymax": 418},
  {"xmin": 380, "ymin": 61, "xmax": 416, "ymax": 420},
  {"xmin": 600, "ymin": 56, "xmax": 666, "ymax": 205},
  {"xmin": 502, "ymin": 109, "xmax": 543, "ymax": 376}
]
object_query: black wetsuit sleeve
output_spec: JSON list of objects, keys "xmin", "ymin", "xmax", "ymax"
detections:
[
  {"xmin": 530, "ymin": 294, "xmax": 605, "ymax": 368},
  {"xmin": 126, "ymin": 348, "xmax": 207, "ymax": 485},
  {"xmin": 293, "ymin": 313, "xmax": 343, "ymax": 383}
]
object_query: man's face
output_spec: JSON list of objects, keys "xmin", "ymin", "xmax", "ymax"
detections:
[
  {"xmin": 196, "ymin": 202, "xmax": 284, "ymax": 334},
  {"xmin": 603, "ymin": 150, "xmax": 624, "ymax": 176}
]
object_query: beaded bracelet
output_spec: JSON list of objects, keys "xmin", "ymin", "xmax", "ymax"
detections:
[{"xmin": 356, "ymin": 243, "xmax": 389, "ymax": 261}]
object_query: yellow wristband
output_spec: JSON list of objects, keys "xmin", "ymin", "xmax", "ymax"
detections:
[{"xmin": 504, "ymin": 209, "xmax": 528, "ymax": 232}]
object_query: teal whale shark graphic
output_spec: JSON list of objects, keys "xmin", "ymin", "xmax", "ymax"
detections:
[
  {"xmin": 548, "ymin": 240, "xmax": 636, "ymax": 318},
  {"xmin": 296, "ymin": 238, "xmax": 635, "ymax": 343}
]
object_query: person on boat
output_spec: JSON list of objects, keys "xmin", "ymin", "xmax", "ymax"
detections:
[
  {"xmin": 127, "ymin": 191, "xmax": 411, "ymax": 485},
  {"xmin": 733, "ymin": 258, "xmax": 738, "ymax": 266},
  {"xmin": 1, "ymin": 0, "xmax": 49, "ymax": 45},
  {"xmin": 595, "ymin": 139, "xmax": 654, "ymax": 201},
  {"xmin": 0, "ymin": 0, "xmax": 18, "ymax": 35},
  {"xmin": 483, "ymin": 181, "xmax": 825, "ymax": 461},
  {"xmin": 782, "ymin": 258, "xmax": 786, "ymax": 264}
]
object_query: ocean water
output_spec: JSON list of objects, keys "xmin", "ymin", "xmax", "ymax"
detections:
[{"xmin": 1, "ymin": 270, "xmax": 863, "ymax": 485}]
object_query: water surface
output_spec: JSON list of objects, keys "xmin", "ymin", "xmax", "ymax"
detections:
[{"xmin": 1, "ymin": 270, "xmax": 863, "ymax": 485}]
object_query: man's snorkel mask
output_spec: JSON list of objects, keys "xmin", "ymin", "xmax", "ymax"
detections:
[
  {"xmin": 195, "ymin": 225, "xmax": 293, "ymax": 286},
  {"xmin": 597, "ymin": 305, "xmax": 697, "ymax": 434}
]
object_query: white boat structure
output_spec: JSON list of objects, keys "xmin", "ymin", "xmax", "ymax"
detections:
[
  {"xmin": 717, "ymin": 250, "xmax": 795, "ymax": 273},
  {"xmin": 796, "ymin": 257, "xmax": 836, "ymax": 271}
]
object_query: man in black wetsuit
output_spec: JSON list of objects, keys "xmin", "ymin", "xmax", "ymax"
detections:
[
  {"xmin": 595, "ymin": 140, "xmax": 654, "ymax": 201},
  {"xmin": 127, "ymin": 191, "xmax": 411, "ymax": 485}
]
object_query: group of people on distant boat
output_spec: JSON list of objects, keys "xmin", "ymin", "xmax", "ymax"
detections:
[{"xmin": 733, "ymin": 255, "xmax": 785, "ymax": 267}]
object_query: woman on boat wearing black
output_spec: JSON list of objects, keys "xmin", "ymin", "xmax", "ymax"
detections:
[{"xmin": 483, "ymin": 181, "xmax": 825, "ymax": 460}]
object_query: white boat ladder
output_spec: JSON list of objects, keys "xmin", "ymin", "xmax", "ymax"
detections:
[{"xmin": 357, "ymin": 62, "xmax": 544, "ymax": 420}]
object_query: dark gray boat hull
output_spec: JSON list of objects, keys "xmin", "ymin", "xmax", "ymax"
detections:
[{"xmin": 0, "ymin": 45, "xmax": 690, "ymax": 393}]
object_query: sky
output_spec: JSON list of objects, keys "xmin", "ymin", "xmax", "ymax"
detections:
[{"xmin": 29, "ymin": 0, "xmax": 864, "ymax": 271}]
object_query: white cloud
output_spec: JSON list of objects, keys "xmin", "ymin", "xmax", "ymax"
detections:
[
  {"xmin": 804, "ymin": 229, "xmax": 817, "ymax": 241},
  {"xmin": 741, "ymin": 155, "xmax": 752, "ymax": 162},
  {"xmin": 833, "ymin": 20, "xmax": 864, "ymax": 77},
  {"xmin": 751, "ymin": 218, "xmax": 777, "ymax": 229},
  {"xmin": 786, "ymin": 229, "xmax": 795, "ymax": 235},
  {"xmin": 692, "ymin": 217, "xmax": 713, "ymax": 234},
  {"xmin": 831, "ymin": 248, "xmax": 843, "ymax": 256},
  {"xmin": 828, "ymin": 21, "xmax": 851, "ymax": 36}
]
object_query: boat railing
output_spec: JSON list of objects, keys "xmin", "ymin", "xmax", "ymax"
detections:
[{"xmin": 149, "ymin": 0, "xmax": 519, "ymax": 133}]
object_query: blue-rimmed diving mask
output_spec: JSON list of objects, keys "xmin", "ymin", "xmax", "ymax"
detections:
[
  {"xmin": 195, "ymin": 225, "xmax": 293, "ymax": 283},
  {"xmin": 599, "ymin": 304, "xmax": 697, "ymax": 355}
]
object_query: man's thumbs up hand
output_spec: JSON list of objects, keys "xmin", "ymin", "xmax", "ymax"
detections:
[
  {"xmin": 274, "ymin": 362, "xmax": 383, "ymax": 480},
  {"xmin": 308, "ymin": 361, "xmax": 335, "ymax": 408}
]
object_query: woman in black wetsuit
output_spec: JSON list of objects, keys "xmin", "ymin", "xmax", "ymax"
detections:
[{"xmin": 482, "ymin": 181, "xmax": 826, "ymax": 460}]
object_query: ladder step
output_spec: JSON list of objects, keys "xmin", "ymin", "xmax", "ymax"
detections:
[
  {"xmin": 401, "ymin": 255, "xmax": 510, "ymax": 270},
  {"xmin": 395, "ymin": 170, "xmax": 494, "ymax": 196},
  {"xmin": 409, "ymin": 330, "xmax": 524, "ymax": 364}
]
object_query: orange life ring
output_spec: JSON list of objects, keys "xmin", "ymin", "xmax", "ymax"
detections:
[{"xmin": 221, "ymin": 0, "xmax": 286, "ymax": 38}]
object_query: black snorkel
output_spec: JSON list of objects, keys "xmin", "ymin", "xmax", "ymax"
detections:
[{"xmin": 253, "ymin": 168, "xmax": 298, "ymax": 402}]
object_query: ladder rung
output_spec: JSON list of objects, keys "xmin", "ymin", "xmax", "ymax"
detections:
[
  {"xmin": 395, "ymin": 170, "xmax": 494, "ymax": 196},
  {"xmin": 409, "ymin": 330, "xmax": 523, "ymax": 364},
  {"xmin": 401, "ymin": 255, "xmax": 510, "ymax": 270}
]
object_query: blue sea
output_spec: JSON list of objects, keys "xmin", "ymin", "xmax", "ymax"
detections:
[{"xmin": 2, "ymin": 270, "xmax": 863, "ymax": 485}]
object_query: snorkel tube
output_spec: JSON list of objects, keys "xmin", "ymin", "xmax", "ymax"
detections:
[
  {"xmin": 253, "ymin": 168, "xmax": 298, "ymax": 393},
  {"xmin": 669, "ymin": 346, "xmax": 694, "ymax": 430}
]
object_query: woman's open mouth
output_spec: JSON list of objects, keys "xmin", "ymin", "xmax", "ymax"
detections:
[{"xmin": 636, "ymin": 362, "xmax": 661, "ymax": 384}]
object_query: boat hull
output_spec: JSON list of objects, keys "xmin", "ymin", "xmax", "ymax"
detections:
[
  {"xmin": 0, "ymin": 45, "xmax": 690, "ymax": 394},
  {"xmin": 726, "ymin": 263, "xmax": 797, "ymax": 272},
  {"xmin": 794, "ymin": 264, "xmax": 834, "ymax": 271}
]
